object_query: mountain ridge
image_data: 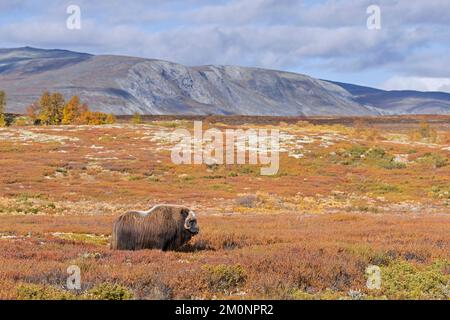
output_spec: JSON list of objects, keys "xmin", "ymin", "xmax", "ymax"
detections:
[{"xmin": 0, "ymin": 47, "xmax": 449, "ymax": 115}]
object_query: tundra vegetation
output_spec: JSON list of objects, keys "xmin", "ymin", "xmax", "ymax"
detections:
[{"xmin": 0, "ymin": 115, "xmax": 448, "ymax": 300}]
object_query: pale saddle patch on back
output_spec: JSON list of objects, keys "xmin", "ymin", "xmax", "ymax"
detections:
[{"xmin": 135, "ymin": 204, "xmax": 190, "ymax": 217}]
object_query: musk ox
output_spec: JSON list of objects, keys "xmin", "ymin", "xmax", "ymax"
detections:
[{"xmin": 111, "ymin": 204, "xmax": 199, "ymax": 251}]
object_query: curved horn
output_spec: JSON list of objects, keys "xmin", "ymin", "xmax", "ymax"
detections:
[{"xmin": 184, "ymin": 210, "xmax": 196, "ymax": 229}]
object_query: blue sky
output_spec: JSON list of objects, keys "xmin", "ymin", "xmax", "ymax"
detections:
[{"xmin": 1, "ymin": 0, "xmax": 450, "ymax": 92}]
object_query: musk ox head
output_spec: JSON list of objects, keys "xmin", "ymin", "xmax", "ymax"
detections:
[
  {"xmin": 111, "ymin": 204, "xmax": 200, "ymax": 251},
  {"xmin": 183, "ymin": 209, "xmax": 199, "ymax": 235}
]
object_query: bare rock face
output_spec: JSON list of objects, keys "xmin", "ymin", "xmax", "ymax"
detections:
[{"xmin": 0, "ymin": 47, "xmax": 449, "ymax": 115}]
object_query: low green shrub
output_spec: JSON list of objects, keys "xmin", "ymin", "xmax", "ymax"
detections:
[
  {"xmin": 16, "ymin": 284, "xmax": 77, "ymax": 300},
  {"xmin": 86, "ymin": 283, "xmax": 134, "ymax": 300},
  {"xmin": 418, "ymin": 153, "xmax": 448, "ymax": 168},
  {"xmin": 17, "ymin": 282, "xmax": 134, "ymax": 300},
  {"xmin": 378, "ymin": 260, "xmax": 450, "ymax": 300},
  {"xmin": 202, "ymin": 264, "xmax": 247, "ymax": 292}
]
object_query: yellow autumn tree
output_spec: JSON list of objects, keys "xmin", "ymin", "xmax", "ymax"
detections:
[
  {"xmin": 106, "ymin": 113, "xmax": 116, "ymax": 124},
  {"xmin": 38, "ymin": 91, "xmax": 52, "ymax": 125},
  {"xmin": 132, "ymin": 112, "xmax": 142, "ymax": 124},
  {"xmin": 89, "ymin": 112, "xmax": 110, "ymax": 125},
  {"xmin": 0, "ymin": 90, "xmax": 6, "ymax": 127},
  {"xmin": 50, "ymin": 92, "xmax": 65, "ymax": 125},
  {"xmin": 38, "ymin": 91, "xmax": 65, "ymax": 125},
  {"xmin": 76, "ymin": 110, "xmax": 110, "ymax": 125},
  {"xmin": 62, "ymin": 96, "xmax": 81, "ymax": 124},
  {"xmin": 31, "ymin": 91, "xmax": 114, "ymax": 126}
]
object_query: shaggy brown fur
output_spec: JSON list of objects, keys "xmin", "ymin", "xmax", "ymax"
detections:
[{"xmin": 111, "ymin": 205, "xmax": 199, "ymax": 251}]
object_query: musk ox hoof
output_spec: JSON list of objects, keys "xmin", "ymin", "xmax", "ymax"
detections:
[{"xmin": 111, "ymin": 204, "xmax": 199, "ymax": 251}]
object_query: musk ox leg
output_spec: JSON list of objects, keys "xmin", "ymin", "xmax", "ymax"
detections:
[
  {"xmin": 161, "ymin": 233, "xmax": 179, "ymax": 251},
  {"xmin": 161, "ymin": 238, "xmax": 173, "ymax": 251}
]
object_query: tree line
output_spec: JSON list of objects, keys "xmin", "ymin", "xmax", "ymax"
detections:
[{"xmin": 0, "ymin": 90, "xmax": 116, "ymax": 127}]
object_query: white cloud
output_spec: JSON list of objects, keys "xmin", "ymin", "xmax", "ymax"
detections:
[{"xmin": 381, "ymin": 76, "xmax": 450, "ymax": 93}]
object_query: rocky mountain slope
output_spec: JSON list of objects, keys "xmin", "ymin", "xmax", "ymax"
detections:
[{"xmin": 0, "ymin": 47, "xmax": 448, "ymax": 115}]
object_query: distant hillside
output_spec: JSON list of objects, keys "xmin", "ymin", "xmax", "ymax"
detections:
[
  {"xmin": 329, "ymin": 81, "xmax": 450, "ymax": 115},
  {"xmin": 0, "ymin": 47, "xmax": 448, "ymax": 115}
]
